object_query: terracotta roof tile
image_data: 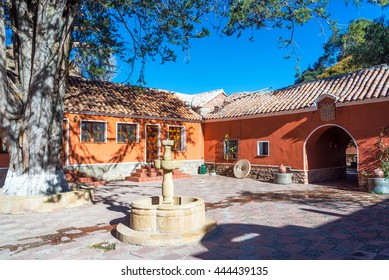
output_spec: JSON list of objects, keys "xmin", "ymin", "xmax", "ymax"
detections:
[
  {"xmin": 206, "ymin": 64, "xmax": 389, "ymax": 120},
  {"xmin": 64, "ymin": 77, "xmax": 202, "ymax": 121}
]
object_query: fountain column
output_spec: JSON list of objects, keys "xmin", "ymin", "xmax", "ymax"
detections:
[{"xmin": 154, "ymin": 139, "xmax": 181, "ymax": 204}]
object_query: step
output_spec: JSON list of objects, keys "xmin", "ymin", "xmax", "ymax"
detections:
[
  {"xmin": 135, "ymin": 168, "xmax": 158, "ymax": 174},
  {"xmin": 131, "ymin": 172, "xmax": 158, "ymax": 178},
  {"xmin": 87, "ymin": 181, "xmax": 107, "ymax": 187},
  {"xmin": 75, "ymin": 177, "xmax": 94, "ymax": 183},
  {"xmin": 126, "ymin": 176, "xmax": 163, "ymax": 182}
]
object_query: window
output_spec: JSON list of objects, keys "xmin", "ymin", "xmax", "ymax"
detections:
[
  {"xmin": 81, "ymin": 121, "xmax": 106, "ymax": 143},
  {"xmin": 0, "ymin": 137, "xmax": 7, "ymax": 154},
  {"xmin": 117, "ymin": 123, "xmax": 138, "ymax": 143},
  {"xmin": 224, "ymin": 139, "xmax": 238, "ymax": 160},
  {"xmin": 168, "ymin": 126, "xmax": 186, "ymax": 152},
  {"xmin": 257, "ymin": 141, "xmax": 270, "ymax": 156}
]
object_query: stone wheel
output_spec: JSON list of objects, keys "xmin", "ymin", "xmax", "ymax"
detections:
[{"xmin": 233, "ymin": 159, "xmax": 251, "ymax": 179}]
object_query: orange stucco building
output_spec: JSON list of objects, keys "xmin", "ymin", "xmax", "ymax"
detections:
[
  {"xmin": 59, "ymin": 77, "xmax": 205, "ymax": 181},
  {"xmin": 0, "ymin": 64, "xmax": 388, "ymax": 190},
  {"xmin": 203, "ymin": 65, "xmax": 389, "ymax": 188}
]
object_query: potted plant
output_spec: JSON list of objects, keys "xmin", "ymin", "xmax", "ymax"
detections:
[{"xmin": 367, "ymin": 128, "xmax": 389, "ymax": 194}]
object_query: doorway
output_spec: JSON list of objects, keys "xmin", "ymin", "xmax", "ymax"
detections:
[
  {"xmin": 305, "ymin": 125, "xmax": 358, "ymax": 185},
  {"xmin": 145, "ymin": 124, "xmax": 160, "ymax": 163}
]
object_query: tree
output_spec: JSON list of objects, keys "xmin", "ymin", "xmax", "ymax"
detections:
[
  {"xmin": 350, "ymin": 17, "xmax": 389, "ymax": 66},
  {"xmin": 317, "ymin": 55, "xmax": 361, "ymax": 78},
  {"xmin": 0, "ymin": 0, "xmax": 78, "ymax": 195},
  {"xmin": 296, "ymin": 16, "xmax": 389, "ymax": 83},
  {"xmin": 1, "ymin": 0, "xmax": 388, "ymax": 196}
]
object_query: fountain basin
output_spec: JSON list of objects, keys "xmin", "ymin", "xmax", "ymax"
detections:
[
  {"xmin": 130, "ymin": 196, "xmax": 205, "ymax": 233},
  {"xmin": 116, "ymin": 195, "xmax": 217, "ymax": 246}
]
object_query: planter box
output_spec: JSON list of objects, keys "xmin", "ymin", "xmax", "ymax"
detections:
[
  {"xmin": 368, "ymin": 178, "xmax": 389, "ymax": 194},
  {"xmin": 274, "ymin": 173, "xmax": 292, "ymax": 185}
]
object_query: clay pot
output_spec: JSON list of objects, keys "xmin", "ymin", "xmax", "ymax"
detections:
[
  {"xmin": 278, "ymin": 164, "xmax": 287, "ymax": 174},
  {"xmin": 373, "ymin": 168, "xmax": 385, "ymax": 178}
]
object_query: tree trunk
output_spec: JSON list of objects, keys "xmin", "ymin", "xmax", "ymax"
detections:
[{"xmin": 0, "ymin": 0, "xmax": 78, "ymax": 196}]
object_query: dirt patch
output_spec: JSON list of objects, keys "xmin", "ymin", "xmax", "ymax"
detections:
[{"xmin": 0, "ymin": 223, "xmax": 116, "ymax": 254}]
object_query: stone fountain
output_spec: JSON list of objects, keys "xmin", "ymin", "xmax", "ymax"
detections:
[{"xmin": 116, "ymin": 139, "xmax": 216, "ymax": 246}]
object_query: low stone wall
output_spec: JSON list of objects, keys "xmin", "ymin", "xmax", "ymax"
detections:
[
  {"xmin": 308, "ymin": 166, "xmax": 347, "ymax": 184},
  {"xmin": 204, "ymin": 162, "xmax": 307, "ymax": 184},
  {"xmin": 0, "ymin": 188, "xmax": 94, "ymax": 214}
]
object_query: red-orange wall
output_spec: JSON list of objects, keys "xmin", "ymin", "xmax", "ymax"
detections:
[
  {"xmin": 0, "ymin": 154, "xmax": 9, "ymax": 168},
  {"xmin": 64, "ymin": 113, "xmax": 204, "ymax": 165},
  {"xmin": 204, "ymin": 100, "xmax": 389, "ymax": 173}
]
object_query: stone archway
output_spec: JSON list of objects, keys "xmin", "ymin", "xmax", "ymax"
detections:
[{"xmin": 304, "ymin": 125, "xmax": 358, "ymax": 184}]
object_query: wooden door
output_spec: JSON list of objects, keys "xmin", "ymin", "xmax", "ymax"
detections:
[{"xmin": 146, "ymin": 125, "xmax": 159, "ymax": 163}]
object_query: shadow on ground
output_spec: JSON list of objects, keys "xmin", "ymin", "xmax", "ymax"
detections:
[{"xmin": 197, "ymin": 198, "xmax": 389, "ymax": 260}]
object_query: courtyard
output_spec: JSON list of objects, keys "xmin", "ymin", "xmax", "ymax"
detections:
[{"xmin": 1, "ymin": 175, "xmax": 389, "ymax": 260}]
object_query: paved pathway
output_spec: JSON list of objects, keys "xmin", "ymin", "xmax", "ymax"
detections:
[{"xmin": 1, "ymin": 175, "xmax": 389, "ymax": 260}]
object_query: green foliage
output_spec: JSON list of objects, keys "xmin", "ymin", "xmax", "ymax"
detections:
[
  {"xmin": 72, "ymin": 0, "xmax": 213, "ymax": 83},
  {"xmin": 350, "ymin": 17, "xmax": 389, "ymax": 67},
  {"xmin": 5, "ymin": 0, "xmax": 389, "ymax": 84},
  {"xmin": 317, "ymin": 56, "xmax": 361, "ymax": 78},
  {"xmin": 294, "ymin": 61, "xmax": 326, "ymax": 83},
  {"xmin": 378, "ymin": 128, "xmax": 389, "ymax": 179},
  {"xmin": 221, "ymin": 0, "xmax": 331, "ymax": 45},
  {"xmin": 296, "ymin": 16, "xmax": 389, "ymax": 83},
  {"xmin": 73, "ymin": 0, "xmax": 124, "ymax": 81}
]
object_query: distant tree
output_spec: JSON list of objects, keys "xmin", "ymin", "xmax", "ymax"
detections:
[
  {"xmin": 1, "ymin": 0, "xmax": 388, "ymax": 196},
  {"xmin": 295, "ymin": 58, "xmax": 327, "ymax": 84},
  {"xmin": 350, "ymin": 17, "xmax": 389, "ymax": 67},
  {"xmin": 317, "ymin": 56, "xmax": 361, "ymax": 78},
  {"xmin": 295, "ymin": 16, "xmax": 389, "ymax": 83}
]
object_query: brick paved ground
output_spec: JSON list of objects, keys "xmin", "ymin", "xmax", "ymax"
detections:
[{"xmin": 1, "ymin": 175, "xmax": 389, "ymax": 260}]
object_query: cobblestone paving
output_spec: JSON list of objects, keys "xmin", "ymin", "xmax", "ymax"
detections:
[{"xmin": 1, "ymin": 175, "xmax": 389, "ymax": 260}]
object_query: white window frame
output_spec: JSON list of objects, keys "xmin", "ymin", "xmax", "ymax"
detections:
[
  {"xmin": 257, "ymin": 141, "xmax": 270, "ymax": 156},
  {"xmin": 80, "ymin": 119, "xmax": 107, "ymax": 143},
  {"xmin": 116, "ymin": 122, "xmax": 139, "ymax": 144},
  {"xmin": 167, "ymin": 125, "xmax": 186, "ymax": 152}
]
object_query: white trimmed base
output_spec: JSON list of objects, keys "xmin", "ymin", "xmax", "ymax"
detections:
[{"xmin": 2, "ymin": 170, "xmax": 69, "ymax": 196}]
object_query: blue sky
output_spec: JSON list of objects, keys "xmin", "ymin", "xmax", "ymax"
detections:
[{"xmin": 114, "ymin": 2, "xmax": 388, "ymax": 95}]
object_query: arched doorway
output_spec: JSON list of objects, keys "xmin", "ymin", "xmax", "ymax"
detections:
[{"xmin": 305, "ymin": 125, "xmax": 358, "ymax": 185}]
